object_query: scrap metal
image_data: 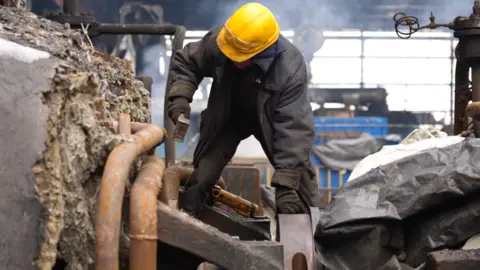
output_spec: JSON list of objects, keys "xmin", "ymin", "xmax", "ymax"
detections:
[
  {"xmin": 156, "ymin": 202, "xmax": 284, "ymax": 269},
  {"xmin": 212, "ymin": 185, "xmax": 259, "ymax": 218},
  {"xmin": 425, "ymin": 249, "xmax": 480, "ymax": 270}
]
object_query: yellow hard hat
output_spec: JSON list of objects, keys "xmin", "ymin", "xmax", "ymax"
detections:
[{"xmin": 216, "ymin": 3, "xmax": 280, "ymax": 63}]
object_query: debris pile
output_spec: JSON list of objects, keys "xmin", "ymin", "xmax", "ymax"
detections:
[{"xmin": 0, "ymin": 6, "xmax": 150, "ymax": 270}]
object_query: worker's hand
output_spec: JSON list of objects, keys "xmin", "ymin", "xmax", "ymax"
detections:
[
  {"xmin": 168, "ymin": 97, "xmax": 190, "ymax": 124},
  {"xmin": 275, "ymin": 187, "xmax": 309, "ymax": 214},
  {"xmin": 179, "ymin": 186, "xmax": 208, "ymax": 217}
]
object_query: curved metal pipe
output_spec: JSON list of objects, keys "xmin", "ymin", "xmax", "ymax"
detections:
[
  {"xmin": 159, "ymin": 166, "xmax": 226, "ymax": 209},
  {"xmin": 159, "ymin": 166, "xmax": 192, "ymax": 208},
  {"xmin": 129, "ymin": 155, "xmax": 165, "ymax": 270},
  {"xmin": 95, "ymin": 123, "xmax": 166, "ymax": 270}
]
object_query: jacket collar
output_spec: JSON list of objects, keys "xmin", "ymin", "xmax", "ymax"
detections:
[{"xmin": 252, "ymin": 39, "xmax": 286, "ymax": 73}]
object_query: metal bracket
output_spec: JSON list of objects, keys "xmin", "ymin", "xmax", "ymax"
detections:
[
  {"xmin": 278, "ymin": 213, "xmax": 316, "ymax": 270},
  {"xmin": 157, "ymin": 202, "xmax": 283, "ymax": 269},
  {"xmin": 199, "ymin": 205, "xmax": 271, "ymax": 241}
]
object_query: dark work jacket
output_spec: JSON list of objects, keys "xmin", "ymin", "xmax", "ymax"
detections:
[{"xmin": 168, "ymin": 26, "xmax": 321, "ymax": 207}]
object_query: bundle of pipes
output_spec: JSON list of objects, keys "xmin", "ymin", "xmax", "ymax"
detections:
[{"xmin": 95, "ymin": 113, "xmax": 226, "ymax": 270}]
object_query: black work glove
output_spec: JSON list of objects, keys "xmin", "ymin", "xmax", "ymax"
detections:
[
  {"xmin": 167, "ymin": 97, "xmax": 190, "ymax": 124},
  {"xmin": 275, "ymin": 186, "xmax": 309, "ymax": 214},
  {"xmin": 179, "ymin": 169, "xmax": 217, "ymax": 217}
]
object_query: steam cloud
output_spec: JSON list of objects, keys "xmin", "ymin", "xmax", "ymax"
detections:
[{"xmin": 195, "ymin": 0, "xmax": 478, "ymax": 31}]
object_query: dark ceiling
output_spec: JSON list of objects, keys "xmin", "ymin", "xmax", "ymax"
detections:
[{"xmin": 32, "ymin": 0, "xmax": 476, "ymax": 31}]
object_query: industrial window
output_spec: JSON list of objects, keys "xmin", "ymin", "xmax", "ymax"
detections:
[
  {"xmin": 363, "ymin": 39, "xmax": 452, "ymax": 58},
  {"xmin": 314, "ymin": 39, "xmax": 362, "ymax": 57},
  {"xmin": 314, "ymin": 84, "xmax": 361, "ymax": 88},
  {"xmin": 372, "ymin": 84, "xmax": 451, "ymax": 111},
  {"xmin": 310, "ymin": 58, "xmax": 361, "ymax": 84},
  {"xmin": 363, "ymin": 58, "xmax": 452, "ymax": 84},
  {"xmin": 404, "ymin": 85, "xmax": 451, "ymax": 111}
]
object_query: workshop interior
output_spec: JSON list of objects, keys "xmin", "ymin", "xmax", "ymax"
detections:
[{"xmin": 2, "ymin": 0, "xmax": 480, "ymax": 269}]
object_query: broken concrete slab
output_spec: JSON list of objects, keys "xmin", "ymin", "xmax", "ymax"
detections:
[{"xmin": 0, "ymin": 37, "xmax": 55, "ymax": 270}]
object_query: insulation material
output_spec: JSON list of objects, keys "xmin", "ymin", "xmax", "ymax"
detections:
[{"xmin": 0, "ymin": 7, "xmax": 151, "ymax": 270}]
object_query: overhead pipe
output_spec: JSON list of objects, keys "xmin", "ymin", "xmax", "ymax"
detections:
[
  {"xmin": 95, "ymin": 122, "xmax": 166, "ymax": 270},
  {"xmin": 129, "ymin": 155, "xmax": 165, "ymax": 270},
  {"xmin": 63, "ymin": 0, "xmax": 77, "ymax": 14},
  {"xmin": 454, "ymin": 58, "xmax": 470, "ymax": 134}
]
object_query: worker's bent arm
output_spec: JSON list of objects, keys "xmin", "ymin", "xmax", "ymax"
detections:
[
  {"xmin": 271, "ymin": 57, "xmax": 315, "ymax": 190},
  {"xmin": 168, "ymin": 28, "xmax": 218, "ymax": 102}
]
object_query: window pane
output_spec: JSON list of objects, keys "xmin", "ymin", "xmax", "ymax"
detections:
[
  {"xmin": 314, "ymin": 39, "xmax": 362, "ymax": 57},
  {"xmin": 367, "ymin": 85, "xmax": 451, "ymax": 111},
  {"xmin": 313, "ymin": 84, "xmax": 361, "ymax": 88},
  {"xmin": 310, "ymin": 57, "xmax": 361, "ymax": 84},
  {"xmin": 404, "ymin": 85, "xmax": 451, "ymax": 111},
  {"xmin": 364, "ymin": 39, "xmax": 452, "ymax": 57},
  {"xmin": 362, "ymin": 31, "xmax": 452, "ymax": 38},
  {"xmin": 363, "ymin": 58, "xmax": 451, "ymax": 84}
]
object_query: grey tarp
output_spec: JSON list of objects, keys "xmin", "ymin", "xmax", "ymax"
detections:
[
  {"xmin": 312, "ymin": 134, "xmax": 385, "ymax": 170},
  {"xmin": 314, "ymin": 138, "xmax": 480, "ymax": 270}
]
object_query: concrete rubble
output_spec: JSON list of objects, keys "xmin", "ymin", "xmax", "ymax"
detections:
[{"xmin": 0, "ymin": 6, "xmax": 151, "ymax": 270}]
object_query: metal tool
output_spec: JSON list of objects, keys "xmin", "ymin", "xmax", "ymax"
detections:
[
  {"xmin": 172, "ymin": 113, "xmax": 190, "ymax": 142},
  {"xmin": 212, "ymin": 185, "xmax": 259, "ymax": 218}
]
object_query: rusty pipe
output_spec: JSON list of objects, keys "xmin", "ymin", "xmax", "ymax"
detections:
[
  {"xmin": 159, "ymin": 165, "xmax": 192, "ymax": 208},
  {"xmin": 130, "ymin": 155, "xmax": 165, "ymax": 270},
  {"xmin": 119, "ymin": 113, "xmax": 131, "ymax": 135},
  {"xmin": 159, "ymin": 166, "xmax": 226, "ymax": 209},
  {"xmin": 95, "ymin": 123, "xmax": 166, "ymax": 270}
]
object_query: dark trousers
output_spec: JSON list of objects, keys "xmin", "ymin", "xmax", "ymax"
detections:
[{"xmin": 180, "ymin": 124, "xmax": 254, "ymax": 213}]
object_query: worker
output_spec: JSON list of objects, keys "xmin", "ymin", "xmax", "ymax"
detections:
[{"xmin": 168, "ymin": 2, "xmax": 320, "ymax": 216}]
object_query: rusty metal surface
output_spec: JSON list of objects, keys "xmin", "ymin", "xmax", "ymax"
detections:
[
  {"xmin": 160, "ymin": 166, "xmax": 193, "ymax": 208},
  {"xmin": 95, "ymin": 123, "xmax": 166, "ymax": 270},
  {"xmin": 156, "ymin": 202, "xmax": 283, "ymax": 269},
  {"xmin": 118, "ymin": 113, "xmax": 131, "ymax": 135},
  {"xmin": 472, "ymin": 66, "xmax": 480, "ymax": 137},
  {"xmin": 212, "ymin": 185, "xmax": 259, "ymax": 218},
  {"xmin": 278, "ymin": 214, "xmax": 315, "ymax": 270},
  {"xmin": 466, "ymin": 102, "xmax": 480, "ymax": 121},
  {"xmin": 222, "ymin": 165, "xmax": 263, "ymax": 216},
  {"xmin": 198, "ymin": 205, "xmax": 271, "ymax": 241},
  {"xmin": 425, "ymin": 249, "xmax": 480, "ymax": 270},
  {"xmin": 130, "ymin": 155, "xmax": 165, "ymax": 270}
]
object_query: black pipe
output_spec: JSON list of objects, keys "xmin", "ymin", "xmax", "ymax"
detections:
[
  {"xmin": 63, "ymin": 0, "xmax": 77, "ymax": 14},
  {"xmin": 95, "ymin": 23, "xmax": 186, "ymax": 166},
  {"xmin": 95, "ymin": 24, "xmax": 180, "ymax": 35},
  {"xmin": 454, "ymin": 58, "xmax": 470, "ymax": 134},
  {"xmin": 472, "ymin": 65, "xmax": 480, "ymax": 136}
]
